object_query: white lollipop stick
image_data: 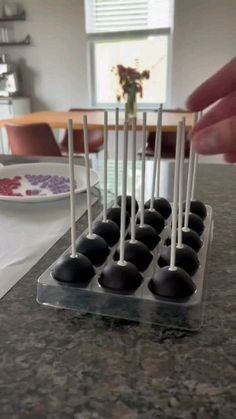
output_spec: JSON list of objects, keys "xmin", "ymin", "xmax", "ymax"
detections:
[
  {"xmin": 118, "ymin": 120, "xmax": 129, "ymax": 266},
  {"xmin": 156, "ymin": 103, "xmax": 163, "ymax": 199},
  {"xmin": 177, "ymin": 117, "xmax": 185, "ymax": 248},
  {"xmin": 191, "ymin": 112, "xmax": 201, "ymax": 200},
  {"xmin": 170, "ymin": 121, "xmax": 182, "ymax": 271},
  {"xmin": 140, "ymin": 112, "xmax": 147, "ymax": 227},
  {"xmin": 114, "ymin": 107, "xmax": 119, "ymax": 205},
  {"xmin": 150, "ymin": 105, "xmax": 162, "ymax": 209},
  {"xmin": 68, "ymin": 119, "xmax": 76, "ymax": 258},
  {"xmin": 183, "ymin": 112, "xmax": 198, "ymax": 231},
  {"xmin": 103, "ymin": 110, "xmax": 108, "ymax": 221},
  {"xmin": 191, "ymin": 152, "xmax": 198, "ymax": 200},
  {"xmin": 83, "ymin": 115, "xmax": 93, "ymax": 239},
  {"xmin": 130, "ymin": 117, "xmax": 137, "ymax": 243}
]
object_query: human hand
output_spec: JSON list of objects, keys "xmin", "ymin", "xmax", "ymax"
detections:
[{"xmin": 186, "ymin": 58, "xmax": 236, "ymax": 162}]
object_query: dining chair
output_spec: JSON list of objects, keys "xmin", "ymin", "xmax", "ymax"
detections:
[
  {"xmin": 6, "ymin": 123, "xmax": 62, "ymax": 156},
  {"xmin": 138, "ymin": 130, "xmax": 190, "ymax": 159},
  {"xmin": 60, "ymin": 108, "xmax": 104, "ymax": 155}
]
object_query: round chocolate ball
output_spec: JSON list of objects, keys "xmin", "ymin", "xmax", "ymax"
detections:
[
  {"xmin": 158, "ymin": 244, "xmax": 199, "ymax": 276},
  {"xmin": 145, "ymin": 197, "xmax": 172, "ymax": 219},
  {"xmin": 52, "ymin": 253, "xmax": 95, "ymax": 285},
  {"xmin": 165, "ymin": 228, "xmax": 202, "ymax": 252},
  {"xmin": 107, "ymin": 206, "xmax": 130, "ymax": 229},
  {"xmin": 186, "ymin": 212, "xmax": 204, "ymax": 235},
  {"xmin": 135, "ymin": 224, "xmax": 161, "ymax": 251},
  {"xmin": 149, "ymin": 266, "xmax": 196, "ymax": 299},
  {"xmin": 117, "ymin": 194, "xmax": 139, "ymax": 215},
  {"xmin": 190, "ymin": 200, "xmax": 207, "ymax": 220},
  {"xmin": 99, "ymin": 261, "xmax": 142, "ymax": 292},
  {"xmin": 182, "ymin": 228, "xmax": 202, "ymax": 252},
  {"xmin": 114, "ymin": 240, "xmax": 153, "ymax": 272},
  {"xmin": 137, "ymin": 209, "xmax": 165, "ymax": 234},
  {"xmin": 76, "ymin": 234, "xmax": 109, "ymax": 266},
  {"xmin": 177, "ymin": 213, "xmax": 204, "ymax": 236},
  {"xmin": 93, "ymin": 219, "xmax": 120, "ymax": 247}
]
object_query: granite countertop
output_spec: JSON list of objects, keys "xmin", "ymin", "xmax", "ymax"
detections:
[{"xmin": 0, "ymin": 159, "xmax": 236, "ymax": 419}]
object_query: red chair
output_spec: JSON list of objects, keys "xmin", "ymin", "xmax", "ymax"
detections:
[
  {"xmin": 60, "ymin": 108, "xmax": 104, "ymax": 154},
  {"xmin": 144, "ymin": 131, "xmax": 190, "ymax": 158},
  {"xmin": 6, "ymin": 123, "xmax": 62, "ymax": 156}
]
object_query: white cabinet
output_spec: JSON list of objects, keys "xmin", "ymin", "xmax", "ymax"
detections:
[{"xmin": 0, "ymin": 97, "xmax": 30, "ymax": 154}]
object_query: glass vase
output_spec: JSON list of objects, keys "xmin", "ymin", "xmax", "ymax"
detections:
[{"xmin": 125, "ymin": 91, "xmax": 137, "ymax": 119}]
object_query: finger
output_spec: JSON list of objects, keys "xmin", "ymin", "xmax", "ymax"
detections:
[
  {"xmin": 189, "ymin": 91, "xmax": 236, "ymax": 136},
  {"xmin": 224, "ymin": 153, "xmax": 236, "ymax": 163},
  {"xmin": 191, "ymin": 116, "xmax": 236, "ymax": 154},
  {"xmin": 186, "ymin": 58, "xmax": 236, "ymax": 111}
]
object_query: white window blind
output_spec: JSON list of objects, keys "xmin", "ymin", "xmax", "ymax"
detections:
[{"xmin": 85, "ymin": 0, "xmax": 171, "ymax": 33}]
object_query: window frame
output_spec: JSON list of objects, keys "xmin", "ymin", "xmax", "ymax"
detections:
[{"xmin": 85, "ymin": 0, "xmax": 175, "ymax": 109}]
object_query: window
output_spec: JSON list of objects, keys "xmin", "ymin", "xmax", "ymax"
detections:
[{"xmin": 85, "ymin": 0, "xmax": 172, "ymax": 107}]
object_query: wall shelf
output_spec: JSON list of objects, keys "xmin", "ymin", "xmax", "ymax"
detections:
[
  {"xmin": 0, "ymin": 35, "xmax": 30, "ymax": 46},
  {"xmin": 0, "ymin": 10, "xmax": 26, "ymax": 22}
]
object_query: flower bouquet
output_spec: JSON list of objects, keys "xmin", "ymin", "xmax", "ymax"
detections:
[{"xmin": 112, "ymin": 64, "xmax": 150, "ymax": 117}]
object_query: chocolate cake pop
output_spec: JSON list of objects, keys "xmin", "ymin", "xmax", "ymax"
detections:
[
  {"xmin": 166, "ymin": 228, "xmax": 202, "ymax": 252},
  {"xmin": 144, "ymin": 105, "xmax": 171, "ymax": 220},
  {"xmin": 100, "ymin": 261, "xmax": 142, "ymax": 292},
  {"xmin": 137, "ymin": 209, "xmax": 165, "ymax": 234},
  {"xmin": 76, "ymin": 233, "xmax": 109, "ymax": 266},
  {"xmin": 135, "ymin": 224, "xmax": 161, "ymax": 251},
  {"xmin": 76, "ymin": 115, "xmax": 109, "ymax": 266},
  {"xmin": 106, "ymin": 109, "xmax": 130, "ymax": 229},
  {"xmin": 91, "ymin": 111, "xmax": 120, "ymax": 247},
  {"xmin": 135, "ymin": 112, "xmax": 161, "ymax": 249},
  {"xmin": 159, "ymin": 118, "xmax": 199, "ymax": 275},
  {"xmin": 52, "ymin": 119, "xmax": 95, "ymax": 285},
  {"xmin": 114, "ymin": 117, "xmax": 152, "ymax": 272},
  {"xmin": 138, "ymin": 108, "xmax": 165, "ymax": 233},
  {"xmin": 182, "ymin": 115, "xmax": 205, "ymax": 237},
  {"xmin": 93, "ymin": 219, "xmax": 119, "ymax": 247},
  {"xmin": 184, "ymin": 212, "xmax": 204, "ymax": 235},
  {"xmin": 149, "ymin": 266, "xmax": 196, "ymax": 299},
  {"xmin": 176, "ymin": 118, "xmax": 200, "ymax": 262},
  {"xmin": 107, "ymin": 206, "xmax": 130, "ymax": 229},
  {"xmin": 181, "ymin": 227, "xmax": 202, "ymax": 251},
  {"xmin": 117, "ymin": 194, "xmax": 139, "ymax": 215},
  {"xmin": 149, "ymin": 121, "xmax": 196, "ymax": 299},
  {"xmin": 158, "ymin": 244, "xmax": 199, "ymax": 276},
  {"xmin": 145, "ymin": 197, "xmax": 171, "ymax": 220},
  {"xmin": 114, "ymin": 240, "xmax": 152, "ymax": 272},
  {"xmin": 189, "ymin": 200, "xmax": 207, "ymax": 220},
  {"xmin": 53, "ymin": 253, "xmax": 94, "ymax": 285},
  {"xmin": 99, "ymin": 120, "xmax": 142, "ymax": 291}
]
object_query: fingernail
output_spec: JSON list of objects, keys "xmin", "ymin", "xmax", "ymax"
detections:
[{"xmin": 192, "ymin": 128, "xmax": 218, "ymax": 153}]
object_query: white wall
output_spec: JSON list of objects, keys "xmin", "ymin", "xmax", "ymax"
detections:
[
  {"xmin": 1, "ymin": 0, "xmax": 89, "ymax": 111},
  {"xmin": 171, "ymin": 0, "xmax": 236, "ymax": 107},
  {"xmin": 1, "ymin": 0, "xmax": 235, "ymax": 111}
]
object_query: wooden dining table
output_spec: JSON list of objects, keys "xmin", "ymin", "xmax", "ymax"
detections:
[{"xmin": 0, "ymin": 110, "xmax": 193, "ymax": 132}]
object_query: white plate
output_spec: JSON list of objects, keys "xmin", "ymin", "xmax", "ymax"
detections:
[{"xmin": 0, "ymin": 162, "xmax": 99, "ymax": 203}]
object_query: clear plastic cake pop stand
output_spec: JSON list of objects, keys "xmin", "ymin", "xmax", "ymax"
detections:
[{"xmin": 37, "ymin": 205, "xmax": 213, "ymax": 331}]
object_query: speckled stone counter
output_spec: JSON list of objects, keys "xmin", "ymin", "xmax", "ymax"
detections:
[{"xmin": 0, "ymin": 158, "xmax": 235, "ymax": 419}]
